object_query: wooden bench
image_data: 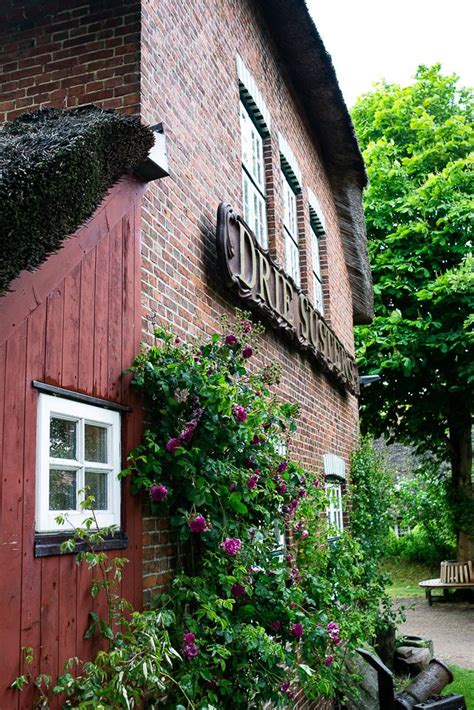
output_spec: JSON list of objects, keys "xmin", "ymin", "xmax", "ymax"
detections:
[{"xmin": 419, "ymin": 561, "xmax": 474, "ymax": 605}]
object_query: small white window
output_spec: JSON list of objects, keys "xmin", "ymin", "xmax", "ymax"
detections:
[
  {"xmin": 311, "ymin": 225, "xmax": 324, "ymax": 314},
  {"xmin": 282, "ymin": 172, "xmax": 300, "ymax": 286},
  {"xmin": 325, "ymin": 482, "xmax": 344, "ymax": 534},
  {"xmin": 36, "ymin": 394, "xmax": 121, "ymax": 532},
  {"xmin": 240, "ymin": 101, "xmax": 267, "ymax": 248},
  {"xmin": 323, "ymin": 453, "xmax": 345, "ymax": 536}
]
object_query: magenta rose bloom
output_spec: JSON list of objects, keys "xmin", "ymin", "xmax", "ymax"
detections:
[
  {"xmin": 220, "ymin": 537, "xmax": 242, "ymax": 556},
  {"xmin": 232, "ymin": 405, "xmax": 248, "ymax": 422},
  {"xmin": 327, "ymin": 622, "xmax": 341, "ymax": 644},
  {"xmin": 231, "ymin": 583, "xmax": 247, "ymax": 597},
  {"xmin": 301, "ymin": 530, "xmax": 309, "ymax": 539},
  {"xmin": 277, "ymin": 482, "xmax": 287, "ymax": 495},
  {"xmin": 188, "ymin": 515, "xmax": 208, "ymax": 533},
  {"xmin": 225, "ymin": 333, "xmax": 238, "ymax": 346},
  {"xmin": 242, "ymin": 319, "xmax": 252, "ymax": 334},
  {"xmin": 242, "ymin": 345, "xmax": 253, "ymax": 359},
  {"xmin": 182, "ymin": 632, "xmax": 199, "ymax": 660},
  {"xmin": 279, "ymin": 681, "xmax": 290, "ymax": 694},
  {"xmin": 278, "ymin": 460, "xmax": 288, "ymax": 473},
  {"xmin": 325, "ymin": 654, "xmax": 335, "ymax": 667},
  {"xmin": 149, "ymin": 484, "xmax": 168, "ymax": 502},
  {"xmin": 229, "ymin": 483, "xmax": 237, "ymax": 492},
  {"xmin": 291, "ymin": 623, "xmax": 304, "ymax": 639},
  {"xmin": 247, "ymin": 474, "xmax": 259, "ymax": 489},
  {"xmin": 166, "ymin": 437, "xmax": 182, "ymax": 453},
  {"xmin": 298, "ymin": 488, "xmax": 307, "ymax": 498},
  {"xmin": 272, "ymin": 620, "xmax": 281, "ymax": 632}
]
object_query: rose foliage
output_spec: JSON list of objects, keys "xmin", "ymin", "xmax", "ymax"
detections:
[{"xmin": 124, "ymin": 313, "xmax": 392, "ymax": 708}]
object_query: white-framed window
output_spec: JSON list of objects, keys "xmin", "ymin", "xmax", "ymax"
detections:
[
  {"xmin": 311, "ymin": 225, "xmax": 324, "ymax": 314},
  {"xmin": 325, "ymin": 481, "xmax": 344, "ymax": 534},
  {"xmin": 323, "ymin": 453, "xmax": 345, "ymax": 536},
  {"xmin": 282, "ymin": 172, "xmax": 300, "ymax": 286},
  {"xmin": 240, "ymin": 101, "xmax": 267, "ymax": 248},
  {"xmin": 36, "ymin": 394, "xmax": 121, "ymax": 532}
]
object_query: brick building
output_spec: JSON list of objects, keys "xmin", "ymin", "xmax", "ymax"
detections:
[{"xmin": 0, "ymin": 0, "xmax": 372, "ymax": 705}]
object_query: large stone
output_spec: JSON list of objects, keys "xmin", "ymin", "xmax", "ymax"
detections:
[{"xmin": 395, "ymin": 646, "xmax": 431, "ymax": 676}]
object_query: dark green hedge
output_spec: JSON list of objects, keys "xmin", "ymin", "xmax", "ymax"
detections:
[{"xmin": 0, "ymin": 106, "xmax": 154, "ymax": 293}]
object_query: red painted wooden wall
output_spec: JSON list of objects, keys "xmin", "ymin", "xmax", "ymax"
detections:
[{"xmin": 0, "ymin": 176, "xmax": 146, "ymax": 709}]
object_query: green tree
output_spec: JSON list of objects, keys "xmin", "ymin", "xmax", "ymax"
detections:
[{"xmin": 352, "ymin": 65, "xmax": 474, "ymax": 561}]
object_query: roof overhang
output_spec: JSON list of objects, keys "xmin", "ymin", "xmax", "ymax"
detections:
[{"xmin": 257, "ymin": 0, "xmax": 374, "ymax": 324}]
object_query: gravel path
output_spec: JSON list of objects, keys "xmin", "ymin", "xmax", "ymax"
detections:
[{"xmin": 396, "ymin": 597, "xmax": 474, "ymax": 669}]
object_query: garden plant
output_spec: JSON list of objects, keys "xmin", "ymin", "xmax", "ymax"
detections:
[{"xmin": 13, "ymin": 313, "xmax": 395, "ymax": 708}]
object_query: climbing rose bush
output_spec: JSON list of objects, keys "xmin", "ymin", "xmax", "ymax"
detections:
[{"xmin": 124, "ymin": 312, "xmax": 388, "ymax": 708}]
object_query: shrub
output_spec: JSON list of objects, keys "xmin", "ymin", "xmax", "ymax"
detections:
[{"xmin": 123, "ymin": 312, "xmax": 393, "ymax": 707}]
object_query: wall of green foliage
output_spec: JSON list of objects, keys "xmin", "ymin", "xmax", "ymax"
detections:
[{"xmin": 0, "ymin": 106, "xmax": 154, "ymax": 294}]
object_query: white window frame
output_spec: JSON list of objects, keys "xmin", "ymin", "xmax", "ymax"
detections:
[
  {"xmin": 325, "ymin": 481, "xmax": 344, "ymax": 534},
  {"xmin": 282, "ymin": 172, "xmax": 300, "ymax": 286},
  {"xmin": 323, "ymin": 453, "xmax": 345, "ymax": 536},
  {"xmin": 36, "ymin": 394, "xmax": 121, "ymax": 533},
  {"xmin": 311, "ymin": 224, "xmax": 324, "ymax": 314},
  {"xmin": 240, "ymin": 101, "xmax": 268, "ymax": 248}
]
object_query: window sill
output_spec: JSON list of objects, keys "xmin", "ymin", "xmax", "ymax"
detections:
[{"xmin": 34, "ymin": 530, "xmax": 128, "ymax": 558}]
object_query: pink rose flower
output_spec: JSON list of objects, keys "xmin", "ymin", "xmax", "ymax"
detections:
[
  {"xmin": 188, "ymin": 515, "xmax": 208, "ymax": 533},
  {"xmin": 232, "ymin": 405, "xmax": 248, "ymax": 422},
  {"xmin": 166, "ymin": 437, "xmax": 182, "ymax": 453},
  {"xmin": 220, "ymin": 537, "xmax": 242, "ymax": 556},
  {"xmin": 242, "ymin": 345, "xmax": 253, "ymax": 359},
  {"xmin": 291, "ymin": 623, "xmax": 304, "ymax": 639},
  {"xmin": 225, "ymin": 333, "xmax": 238, "ymax": 346},
  {"xmin": 149, "ymin": 484, "xmax": 168, "ymax": 502}
]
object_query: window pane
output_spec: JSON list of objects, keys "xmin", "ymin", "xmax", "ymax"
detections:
[
  {"xmin": 85, "ymin": 470, "xmax": 108, "ymax": 510},
  {"xmin": 85, "ymin": 424, "xmax": 108, "ymax": 463},
  {"xmin": 244, "ymin": 178, "xmax": 267, "ymax": 249},
  {"xmin": 49, "ymin": 468, "xmax": 77, "ymax": 510},
  {"xmin": 50, "ymin": 418, "xmax": 76, "ymax": 459},
  {"xmin": 314, "ymin": 274, "xmax": 324, "ymax": 314},
  {"xmin": 283, "ymin": 176, "xmax": 297, "ymax": 238},
  {"xmin": 285, "ymin": 233, "xmax": 300, "ymax": 286}
]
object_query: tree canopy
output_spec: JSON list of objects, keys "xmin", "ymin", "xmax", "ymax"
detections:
[{"xmin": 352, "ymin": 65, "xmax": 473, "ymax": 558}]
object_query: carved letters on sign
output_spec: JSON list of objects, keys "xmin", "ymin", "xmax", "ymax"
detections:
[{"xmin": 216, "ymin": 202, "xmax": 359, "ymax": 395}]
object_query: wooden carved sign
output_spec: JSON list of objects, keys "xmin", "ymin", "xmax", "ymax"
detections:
[{"xmin": 216, "ymin": 203, "xmax": 359, "ymax": 395}]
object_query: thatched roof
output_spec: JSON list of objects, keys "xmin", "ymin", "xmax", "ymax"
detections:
[
  {"xmin": 258, "ymin": 0, "xmax": 373, "ymax": 324},
  {"xmin": 0, "ymin": 106, "xmax": 153, "ymax": 294}
]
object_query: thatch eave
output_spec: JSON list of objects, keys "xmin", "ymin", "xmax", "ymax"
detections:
[{"xmin": 258, "ymin": 0, "xmax": 374, "ymax": 324}]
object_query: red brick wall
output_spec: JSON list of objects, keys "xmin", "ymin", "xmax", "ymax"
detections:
[
  {"xmin": 139, "ymin": 0, "xmax": 359, "ymax": 602},
  {"xmin": 0, "ymin": 0, "xmax": 140, "ymax": 122},
  {"xmin": 1, "ymin": 0, "xmax": 359, "ymax": 669}
]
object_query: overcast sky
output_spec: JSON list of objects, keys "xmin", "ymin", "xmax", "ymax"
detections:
[{"xmin": 307, "ymin": 0, "xmax": 474, "ymax": 108}]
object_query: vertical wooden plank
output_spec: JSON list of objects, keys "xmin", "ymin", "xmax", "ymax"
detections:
[
  {"xmin": 107, "ymin": 220, "xmax": 123, "ymax": 403},
  {"xmin": 75, "ymin": 561, "xmax": 94, "ymax": 667},
  {"xmin": 0, "ymin": 323, "xmax": 27, "ymax": 709},
  {"xmin": 39, "ymin": 556, "xmax": 60, "ymax": 709},
  {"xmin": 0, "ymin": 342, "xmax": 6, "ymax": 536},
  {"xmin": 78, "ymin": 249, "xmax": 96, "ymax": 394},
  {"xmin": 61, "ymin": 264, "xmax": 81, "ymax": 391},
  {"xmin": 41, "ymin": 280, "xmax": 65, "ymax": 707},
  {"xmin": 19, "ymin": 302, "xmax": 47, "ymax": 709},
  {"xmin": 93, "ymin": 233, "xmax": 110, "ymax": 398},
  {"xmin": 120, "ymin": 205, "xmax": 144, "ymax": 610},
  {"xmin": 44, "ymin": 286, "xmax": 64, "ymax": 385},
  {"xmin": 57, "ymin": 554, "xmax": 78, "ymax": 673}
]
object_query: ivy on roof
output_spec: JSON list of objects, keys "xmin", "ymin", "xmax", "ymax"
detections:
[{"xmin": 0, "ymin": 105, "xmax": 154, "ymax": 294}]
